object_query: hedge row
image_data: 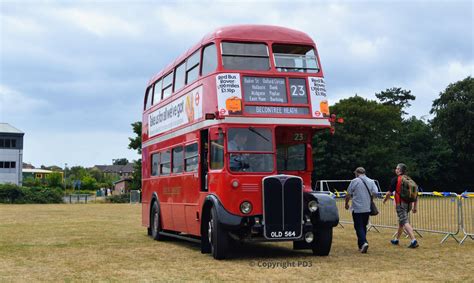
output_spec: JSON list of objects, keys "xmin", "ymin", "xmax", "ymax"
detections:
[
  {"xmin": 106, "ymin": 193, "xmax": 130, "ymax": 203},
  {"xmin": 0, "ymin": 183, "xmax": 63, "ymax": 204}
]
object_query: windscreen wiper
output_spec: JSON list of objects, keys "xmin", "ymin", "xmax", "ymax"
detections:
[{"xmin": 248, "ymin": 127, "xmax": 270, "ymax": 142}]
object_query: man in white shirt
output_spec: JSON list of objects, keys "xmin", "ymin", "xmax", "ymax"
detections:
[{"xmin": 345, "ymin": 167, "xmax": 378, "ymax": 253}]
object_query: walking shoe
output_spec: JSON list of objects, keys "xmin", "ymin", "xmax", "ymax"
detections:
[
  {"xmin": 360, "ymin": 242, "xmax": 369, "ymax": 253},
  {"xmin": 391, "ymin": 239, "xmax": 399, "ymax": 245},
  {"xmin": 408, "ymin": 240, "xmax": 419, "ymax": 248}
]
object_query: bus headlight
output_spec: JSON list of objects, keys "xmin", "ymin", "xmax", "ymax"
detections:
[
  {"xmin": 308, "ymin": 200, "xmax": 318, "ymax": 212},
  {"xmin": 240, "ymin": 201, "xmax": 252, "ymax": 214}
]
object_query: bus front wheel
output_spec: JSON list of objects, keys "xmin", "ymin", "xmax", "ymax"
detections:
[
  {"xmin": 151, "ymin": 202, "xmax": 165, "ymax": 241},
  {"xmin": 312, "ymin": 227, "xmax": 333, "ymax": 256},
  {"xmin": 208, "ymin": 206, "xmax": 229, "ymax": 259}
]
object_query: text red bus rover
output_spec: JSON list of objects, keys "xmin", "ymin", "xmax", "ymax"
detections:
[{"xmin": 141, "ymin": 25, "xmax": 339, "ymax": 259}]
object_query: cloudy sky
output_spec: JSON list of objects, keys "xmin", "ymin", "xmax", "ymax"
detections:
[{"xmin": 0, "ymin": 0, "xmax": 472, "ymax": 168}]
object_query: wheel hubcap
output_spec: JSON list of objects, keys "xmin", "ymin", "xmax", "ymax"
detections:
[
  {"xmin": 208, "ymin": 217, "xmax": 213, "ymax": 245},
  {"xmin": 153, "ymin": 211, "xmax": 159, "ymax": 234}
]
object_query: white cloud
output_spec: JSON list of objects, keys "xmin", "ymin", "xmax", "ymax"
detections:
[
  {"xmin": 0, "ymin": 15, "xmax": 46, "ymax": 35},
  {"xmin": 0, "ymin": 85, "xmax": 49, "ymax": 121},
  {"xmin": 348, "ymin": 36, "xmax": 389, "ymax": 60},
  {"xmin": 408, "ymin": 60, "xmax": 473, "ymax": 115},
  {"xmin": 51, "ymin": 8, "xmax": 141, "ymax": 37}
]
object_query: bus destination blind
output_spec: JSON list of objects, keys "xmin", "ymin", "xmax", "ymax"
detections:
[{"xmin": 243, "ymin": 77, "xmax": 287, "ymax": 103}]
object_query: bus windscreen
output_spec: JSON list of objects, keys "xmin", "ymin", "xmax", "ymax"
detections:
[{"xmin": 273, "ymin": 44, "xmax": 319, "ymax": 73}]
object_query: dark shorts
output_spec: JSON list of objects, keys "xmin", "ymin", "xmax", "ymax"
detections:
[{"xmin": 396, "ymin": 202, "xmax": 412, "ymax": 225}]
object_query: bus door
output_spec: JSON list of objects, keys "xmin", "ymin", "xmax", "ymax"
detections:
[
  {"xmin": 169, "ymin": 146, "xmax": 187, "ymax": 232},
  {"xmin": 275, "ymin": 127, "xmax": 312, "ymax": 179},
  {"xmin": 181, "ymin": 132, "xmax": 205, "ymax": 236}
]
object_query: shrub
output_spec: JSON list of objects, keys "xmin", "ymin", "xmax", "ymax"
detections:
[
  {"xmin": 106, "ymin": 193, "xmax": 130, "ymax": 203},
  {"xmin": 81, "ymin": 176, "xmax": 98, "ymax": 191},
  {"xmin": 0, "ymin": 183, "xmax": 24, "ymax": 203},
  {"xmin": 23, "ymin": 177, "xmax": 42, "ymax": 187},
  {"xmin": 46, "ymin": 172, "xmax": 64, "ymax": 188},
  {"xmin": 0, "ymin": 184, "xmax": 63, "ymax": 204}
]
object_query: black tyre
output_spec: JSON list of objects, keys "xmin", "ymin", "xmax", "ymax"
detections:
[
  {"xmin": 200, "ymin": 210, "xmax": 211, "ymax": 254},
  {"xmin": 312, "ymin": 227, "xmax": 333, "ymax": 256},
  {"xmin": 209, "ymin": 206, "xmax": 229, "ymax": 259},
  {"xmin": 150, "ymin": 202, "xmax": 164, "ymax": 241}
]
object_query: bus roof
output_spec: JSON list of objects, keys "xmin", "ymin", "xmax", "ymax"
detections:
[
  {"xmin": 148, "ymin": 25, "xmax": 316, "ymax": 85},
  {"xmin": 203, "ymin": 25, "xmax": 314, "ymax": 44}
]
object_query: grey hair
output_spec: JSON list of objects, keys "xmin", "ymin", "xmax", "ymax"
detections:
[{"xmin": 397, "ymin": 163, "xmax": 407, "ymax": 174}]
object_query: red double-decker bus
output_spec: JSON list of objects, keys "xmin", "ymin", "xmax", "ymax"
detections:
[{"xmin": 141, "ymin": 25, "xmax": 339, "ymax": 259}]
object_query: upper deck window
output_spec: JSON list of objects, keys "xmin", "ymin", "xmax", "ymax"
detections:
[
  {"xmin": 162, "ymin": 72, "xmax": 173, "ymax": 100},
  {"xmin": 174, "ymin": 62, "xmax": 186, "ymax": 92},
  {"xmin": 153, "ymin": 79, "xmax": 162, "ymax": 105},
  {"xmin": 145, "ymin": 86, "xmax": 153, "ymax": 110},
  {"xmin": 273, "ymin": 44, "xmax": 319, "ymax": 73},
  {"xmin": 221, "ymin": 42, "xmax": 270, "ymax": 71},
  {"xmin": 186, "ymin": 51, "xmax": 200, "ymax": 84},
  {"xmin": 201, "ymin": 44, "xmax": 217, "ymax": 76}
]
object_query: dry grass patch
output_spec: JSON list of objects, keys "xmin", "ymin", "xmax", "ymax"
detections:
[{"xmin": 0, "ymin": 204, "xmax": 472, "ymax": 281}]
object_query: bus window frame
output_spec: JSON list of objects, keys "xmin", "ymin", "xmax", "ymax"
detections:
[
  {"xmin": 173, "ymin": 61, "xmax": 186, "ymax": 93},
  {"xmin": 172, "ymin": 146, "xmax": 184, "ymax": 174},
  {"xmin": 220, "ymin": 41, "xmax": 271, "ymax": 71},
  {"xmin": 186, "ymin": 50, "xmax": 200, "ymax": 85},
  {"xmin": 225, "ymin": 126, "xmax": 276, "ymax": 174},
  {"xmin": 201, "ymin": 43, "xmax": 217, "ymax": 77},
  {"xmin": 162, "ymin": 72, "xmax": 173, "ymax": 100},
  {"xmin": 271, "ymin": 43, "xmax": 320, "ymax": 74},
  {"xmin": 151, "ymin": 151, "xmax": 161, "ymax": 177},
  {"xmin": 160, "ymin": 149, "xmax": 171, "ymax": 175},
  {"xmin": 144, "ymin": 85, "xmax": 153, "ymax": 110},
  {"xmin": 184, "ymin": 142, "xmax": 199, "ymax": 172},
  {"xmin": 153, "ymin": 79, "xmax": 162, "ymax": 105}
]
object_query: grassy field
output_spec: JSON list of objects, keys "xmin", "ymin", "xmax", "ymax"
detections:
[{"xmin": 0, "ymin": 204, "xmax": 472, "ymax": 282}]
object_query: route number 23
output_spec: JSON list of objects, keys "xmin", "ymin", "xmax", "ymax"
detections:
[
  {"xmin": 293, "ymin": 133, "xmax": 305, "ymax": 141},
  {"xmin": 291, "ymin": 85, "xmax": 306, "ymax": 97}
]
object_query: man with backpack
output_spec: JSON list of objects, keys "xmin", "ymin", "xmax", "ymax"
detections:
[
  {"xmin": 383, "ymin": 163, "xmax": 419, "ymax": 248},
  {"xmin": 345, "ymin": 167, "xmax": 379, "ymax": 253}
]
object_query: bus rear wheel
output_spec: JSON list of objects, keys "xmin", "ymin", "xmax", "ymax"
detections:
[
  {"xmin": 151, "ymin": 202, "xmax": 165, "ymax": 241},
  {"xmin": 209, "ymin": 206, "xmax": 229, "ymax": 259},
  {"xmin": 312, "ymin": 227, "xmax": 333, "ymax": 256}
]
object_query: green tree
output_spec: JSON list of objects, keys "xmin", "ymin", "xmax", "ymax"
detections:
[
  {"xmin": 313, "ymin": 96, "xmax": 403, "ymax": 190},
  {"xmin": 128, "ymin": 122, "xmax": 142, "ymax": 191},
  {"xmin": 81, "ymin": 176, "xmax": 98, "ymax": 191},
  {"xmin": 68, "ymin": 166, "xmax": 88, "ymax": 181},
  {"xmin": 430, "ymin": 76, "xmax": 474, "ymax": 191},
  {"xmin": 376, "ymin": 87, "xmax": 416, "ymax": 115},
  {"xmin": 128, "ymin": 122, "xmax": 142, "ymax": 155},
  {"xmin": 112, "ymin": 158, "xmax": 129, "ymax": 165},
  {"xmin": 45, "ymin": 172, "xmax": 63, "ymax": 188},
  {"xmin": 398, "ymin": 117, "xmax": 455, "ymax": 190}
]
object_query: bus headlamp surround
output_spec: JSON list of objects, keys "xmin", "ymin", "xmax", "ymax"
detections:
[
  {"xmin": 240, "ymin": 201, "xmax": 252, "ymax": 214},
  {"xmin": 308, "ymin": 200, "xmax": 318, "ymax": 212},
  {"xmin": 231, "ymin": 179, "xmax": 240, "ymax": 188}
]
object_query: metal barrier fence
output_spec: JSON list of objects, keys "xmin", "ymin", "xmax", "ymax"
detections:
[
  {"xmin": 460, "ymin": 194, "xmax": 474, "ymax": 244},
  {"xmin": 130, "ymin": 190, "xmax": 141, "ymax": 204},
  {"xmin": 63, "ymin": 194, "xmax": 95, "ymax": 204},
  {"xmin": 332, "ymin": 191, "xmax": 472, "ymax": 245}
]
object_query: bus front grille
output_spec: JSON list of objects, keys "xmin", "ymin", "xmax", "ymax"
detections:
[{"xmin": 262, "ymin": 175, "xmax": 303, "ymax": 240}]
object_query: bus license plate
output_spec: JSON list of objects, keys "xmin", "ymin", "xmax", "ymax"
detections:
[{"xmin": 269, "ymin": 230, "xmax": 297, "ymax": 238}]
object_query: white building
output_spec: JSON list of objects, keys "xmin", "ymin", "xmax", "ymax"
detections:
[{"xmin": 0, "ymin": 123, "xmax": 24, "ymax": 186}]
